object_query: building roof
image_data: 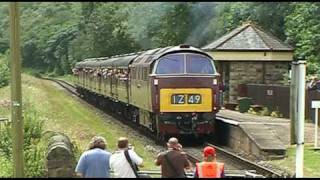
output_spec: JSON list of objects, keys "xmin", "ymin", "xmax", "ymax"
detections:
[{"xmin": 202, "ymin": 22, "xmax": 293, "ymax": 51}]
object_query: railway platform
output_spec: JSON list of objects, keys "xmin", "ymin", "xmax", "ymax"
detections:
[{"xmin": 215, "ymin": 109, "xmax": 320, "ymax": 160}]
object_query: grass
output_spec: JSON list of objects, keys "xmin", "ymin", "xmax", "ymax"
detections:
[
  {"xmin": 268, "ymin": 144, "xmax": 320, "ymax": 177},
  {"xmin": 0, "ymin": 74, "xmax": 159, "ymax": 171},
  {"xmin": 55, "ymin": 74, "xmax": 75, "ymax": 85}
]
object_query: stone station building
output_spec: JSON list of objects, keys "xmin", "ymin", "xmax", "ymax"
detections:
[{"xmin": 202, "ymin": 22, "xmax": 294, "ymax": 104}]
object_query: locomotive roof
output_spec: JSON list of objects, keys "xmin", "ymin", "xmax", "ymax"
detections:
[
  {"xmin": 130, "ymin": 45, "xmax": 212, "ymax": 65},
  {"xmin": 155, "ymin": 45, "xmax": 212, "ymax": 60},
  {"xmin": 75, "ymin": 45, "xmax": 212, "ymax": 69}
]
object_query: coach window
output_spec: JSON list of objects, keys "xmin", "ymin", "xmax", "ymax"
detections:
[
  {"xmin": 132, "ymin": 67, "xmax": 136, "ymax": 79},
  {"xmin": 137, "ymin": 67, "xmax": 141, "ymax": 80},
  {"xmin": 143, "ymin": 68, "xmax": 148, "ymax": 80},
  {"xmin": 139, "ymin": 67, "xmax": 143, "ymax": 80}
]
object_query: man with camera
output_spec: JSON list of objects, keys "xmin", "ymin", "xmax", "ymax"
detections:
[
  {"xmin": 110, "ymin": 137, "xmax": 144, "ymax": 178},
  {"xmin": 155, "ymin": 137, "xmax": 191, "ymax": 178}
]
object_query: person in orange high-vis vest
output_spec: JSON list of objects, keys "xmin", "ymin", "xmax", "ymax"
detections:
[{"xmin": 194, "ymin": 146, "xmax": 225, "ymax": 178}]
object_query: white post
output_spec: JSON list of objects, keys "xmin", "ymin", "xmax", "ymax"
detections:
[
  {"xmin": 290, "ymin": 63, "xmax": 297, "ymax": 144},
  {"xmin": 295, "ymin": 60, "xmax": 306, "ymax": 178},
  {"xmin": 315, "ymin": 108, "xmax": 318, "ymax": 148}
]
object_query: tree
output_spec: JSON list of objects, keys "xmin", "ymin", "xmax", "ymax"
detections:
[{"xmin": 285, "ymin": 2, "xmax": 320, "ymax": 74}]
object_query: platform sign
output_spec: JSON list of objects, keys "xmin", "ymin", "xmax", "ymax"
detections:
[
  {"xmin": 312, "ymin": 101, "xmax": 320, "ymax": 148},
  {"xmin": 312, "ymin": 101, "xmax": 320, "ymax": 108}
]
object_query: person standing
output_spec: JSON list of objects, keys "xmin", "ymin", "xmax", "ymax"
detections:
[
  {"xmin": 194, "ymin": 146, "xmax": 225, "ymax": 178},
  {"xmin": 109, "ymin": 137, "xmax": 144, "ymax": 178},
  {"xmin": 155, "ymin": 137, "xmax": 191, "ymax": 178},
  {"xmin": 75, "ymin": 136, "xmax": 112, "ymax": 178}
]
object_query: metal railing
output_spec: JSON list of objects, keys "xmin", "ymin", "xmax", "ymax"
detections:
[{"xmin": 109, "ymin": 169, "xmax": 264, "ymax": 178}]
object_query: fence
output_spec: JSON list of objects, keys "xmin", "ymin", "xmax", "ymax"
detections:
[
  {"xmin": 0, "ymin": 117, "xmax": 9, "ymax": 130},
  {"xmin": 239, "ymin": 84, "xmax": 320, "ymax": 122}
]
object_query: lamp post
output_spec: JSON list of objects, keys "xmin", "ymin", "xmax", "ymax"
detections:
[
  {"xmin": 9, "ymin": 2, "xmax": 24, "ymax": 177},
  {"xmin": 293, "ymin": 59, "xmax": 306, "ymax": 178}
]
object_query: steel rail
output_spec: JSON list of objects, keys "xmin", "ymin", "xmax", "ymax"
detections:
[{"xmin": 205, "ymin": 142, "xmax": 283, "ymax": 178}]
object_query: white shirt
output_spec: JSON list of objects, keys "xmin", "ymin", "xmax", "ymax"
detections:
[{"xmin": 110, "ymin": 149, "xmax": 143, "ymax": 178}]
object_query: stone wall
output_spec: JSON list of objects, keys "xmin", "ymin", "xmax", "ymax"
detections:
[
  {"xmin": 229, "ymin": 62, "xmax": 263, "ymax": 102},
  {"xmin": 215, "ymin": 119, "xmax": 286, "ymax": 161},
  {"xmin": 228, "ymin": 61, "xmax": 289, "ymax": 102},
  {"xmin": 265, "ymin": 62, "xmax": 289, "ymax": 85},
  {"xmin": 45, "ymin": 132, "xmax": 75, "ymax": 178}
]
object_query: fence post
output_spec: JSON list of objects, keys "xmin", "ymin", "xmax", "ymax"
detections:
[{"xmin": 315, "ymin": 108, "xmax": 318, "ymax": 148}]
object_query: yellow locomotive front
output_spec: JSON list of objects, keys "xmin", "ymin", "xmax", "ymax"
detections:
[{"xmin": 149, "ymin": 45, "xmax": 221, "ymax": 138}]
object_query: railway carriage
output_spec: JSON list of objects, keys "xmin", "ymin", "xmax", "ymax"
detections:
[{"xmin": 74, "ymin": 45, "xmax": 221, "ymax": 140}]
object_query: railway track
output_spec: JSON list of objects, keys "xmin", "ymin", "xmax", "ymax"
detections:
[
  {"xmin": 41, "ymin": 77, "xmax": 79, "ymax": 96},
  {"xmin": 46, "ymin": 77, "xmax": 286, "ymax": 178},
  {"xmin": 184, "ymin": 141, "xmax": 289, "ymax": 178},
  {"xmin": 205, "ymin": 143, "xmax": 284, "ymax": 178}
]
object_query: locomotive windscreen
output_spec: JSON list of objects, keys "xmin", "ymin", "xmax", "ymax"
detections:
[
  {"xmin": 155, "ymin": 54, "xmax": 184, "ymax": 74},
  {"xmin": 155, "ymin": 53, "xmax": 216, "ymax": 75},
  {"xmin": 186, "ymin": 54, "xmax": 215, "ymax": 74}
]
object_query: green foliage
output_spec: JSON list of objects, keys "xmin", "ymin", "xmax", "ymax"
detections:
[
  {"xmin": 247, "ymin": 107, "xmax": 258, "ymax": 115},
  {"xmin": 248, "ymin": 106, "xmax": 271, "ymax": 116},
  {"xmin": 260, "ymin": 107, "xmax": 271, "ymax": 116},
  {"xmin": 0, "ymin": 152, "xmax": 13, "ymax": 177},
  {"xmin": 0, "ymin": 54, "xmax": 9, "ymax": 88},
  {"xmin": 281, "ymin": 72, "xmax": 291, "ymax": 86},
  {"xmin": 24, "ymin": 142, "xmax": 46, "ymax": 177},
  {"xmin": 0, "ymin": 123, "xmax": 12, "ymax": 159},
  {"xmin": 285, "ymin": 3, "xmax": 320, "ymax": 74},
  {"xmin": 0, "ymin": 2, "xmax": 319, "ymax": 77},
  {"xmin": 0, "ymin": 104, "xmax": 45, "ymax": 177},
  {"xmin": 306, "ymin": 61, "xmax": 320, "ymax": 75},
  {"xmin": 270, "ymin": 111, "xmax": 284, "ymax": 118},
  {"xmin": 23, "ymin": 68, "xmax": 43, "ymax": 78},
  {"xmin": 23, "ymin": 106, "xmax": 45, "ymax": 149}
]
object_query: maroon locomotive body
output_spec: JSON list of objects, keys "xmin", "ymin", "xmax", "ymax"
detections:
[{"xmin": 74, "ymin": 45, "xmax": 221, "ymax": 140}]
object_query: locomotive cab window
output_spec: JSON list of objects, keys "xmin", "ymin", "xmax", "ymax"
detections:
[
  {"xmin": 155, "ymin": 54, "xmax": 184, "ymax": 74},
  {"xmin": 154, "ymin": 53, "xmax": 216, "ymax": 75},
  {"xmin": 186, "ymin": 54, "xmax": 215, "ymax": 74}
]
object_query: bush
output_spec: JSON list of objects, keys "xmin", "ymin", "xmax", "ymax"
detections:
[
  {"xmin": 0, "ymin": 105, "xmax": 46, "ymax": 177},
  {"xmin": 260, "ymin": 107, "xmax": 271, "ymax": 116},
  {"xmin": 0, "ymin": 152, "xmax": 13, "ymax": 177},
  {"xmin": 23, "ymin": 68, "xmax": 43, "ymax": 78},
  {"xmin": 0, "ymin": 55, "xmax": 9, "ymax": 88},
  {"xmin": 24, "ymin": 142, "xmax": 46, "ymax": 177},
  {"xmin": 247, "ymin": 106, "xmax": 271, "ymax": 116},
  {"xmin": 270, "ymin": 111, "xmax": 284, "ymax": 118},
  {"xmin": 247, "ymin": 107, "xmax": 258, "ymax": 115}
]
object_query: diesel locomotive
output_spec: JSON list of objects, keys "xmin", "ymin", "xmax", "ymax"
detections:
[{"xmin": 73, "ymin": 45, "xmax": 221, "ymax": 140}]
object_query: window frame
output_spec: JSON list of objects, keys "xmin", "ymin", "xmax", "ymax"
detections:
[{"xmin": 152, "ymin": 52, "xmax": 217, "ymax": 76}]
